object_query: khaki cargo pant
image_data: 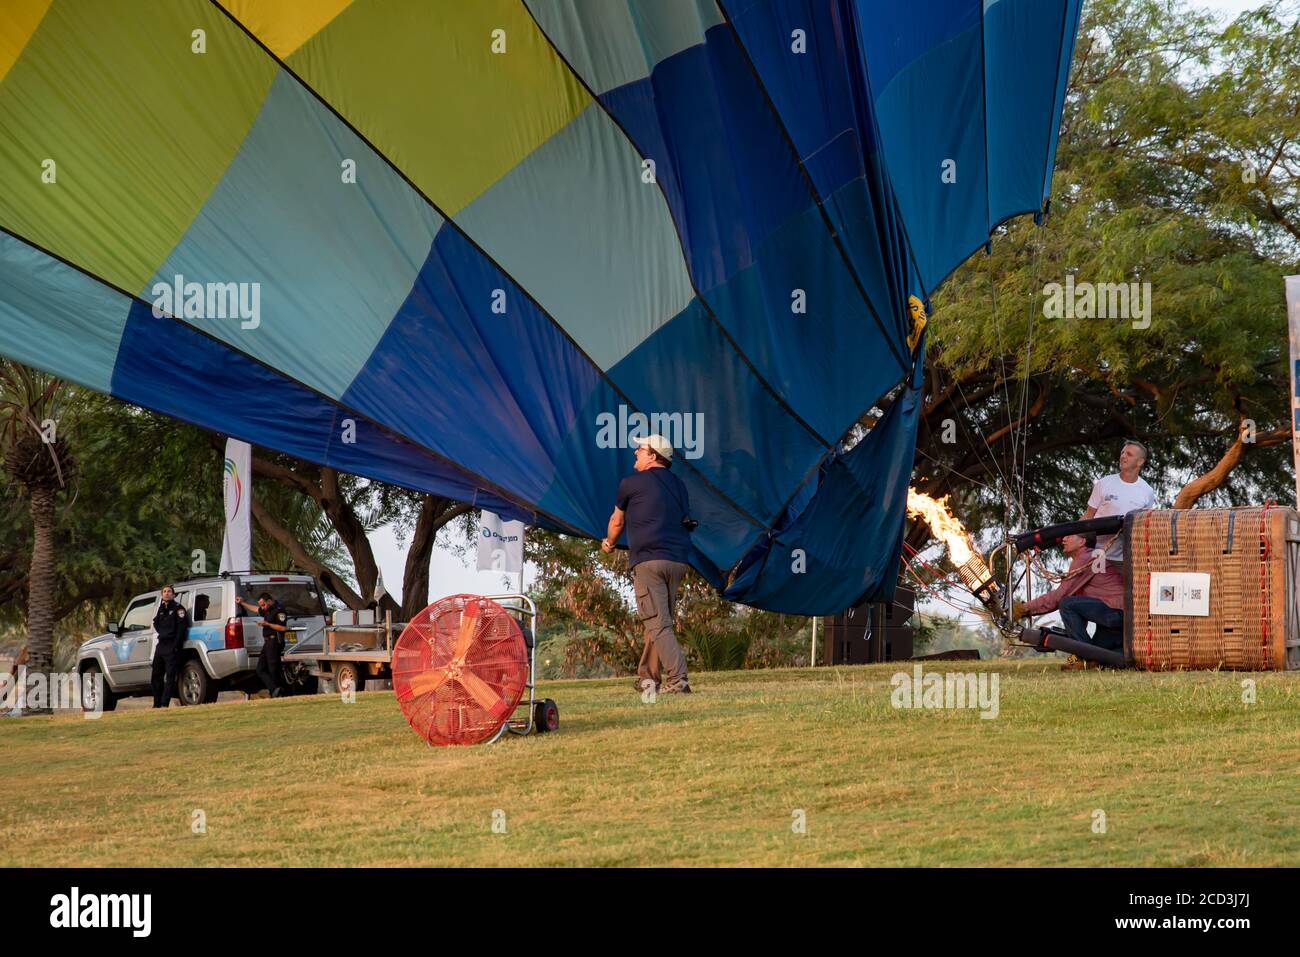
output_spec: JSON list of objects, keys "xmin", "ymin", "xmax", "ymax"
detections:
[{"xmin": 633, "ymin": 559, "xmax": 689, "ymax": 689}]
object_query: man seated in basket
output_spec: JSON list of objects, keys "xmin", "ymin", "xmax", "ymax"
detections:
[{"xmin": 1013, "ymin": 534, "xmax": 1125, "ymax": 651}]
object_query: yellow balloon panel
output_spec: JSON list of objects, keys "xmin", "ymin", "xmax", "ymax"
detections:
[
  {"xmin": 274, "ymin": 0, "xmax": 591, "ymax": 215},
  {"xmin": 222, "ymin": 0, "xmax": 355, "ymax": 60},
  {"xmin": 0, "ymin": 0, "xmax": 53, "ymax": 85}
]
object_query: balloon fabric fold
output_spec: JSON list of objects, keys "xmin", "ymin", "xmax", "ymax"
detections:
[{"xmin": 0, "ymin": 0, "xmax": 1081, "ymax": 613}]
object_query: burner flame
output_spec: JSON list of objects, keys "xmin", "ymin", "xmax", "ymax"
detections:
[
  {"xmin": 906, "ymin": 489, "xmax": 977, "ymax": 568},
  {"xmin": 906, "ymin": 490, "xmax": 1005, "ymax": 620}
]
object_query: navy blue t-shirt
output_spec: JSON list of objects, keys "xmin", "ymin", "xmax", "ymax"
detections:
[{"xmin": 615, "ymin": 467, "xmax": 692, "ymax": 567}]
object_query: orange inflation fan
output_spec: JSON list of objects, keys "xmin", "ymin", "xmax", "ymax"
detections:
[{"xmin": 393, "ymin": 595, "xmax": 529, "ymax": 746}]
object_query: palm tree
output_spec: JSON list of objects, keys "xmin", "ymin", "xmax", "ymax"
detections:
[{"xmin": 0, "ymin": 361, "xmax": 75, "ymax": 714}]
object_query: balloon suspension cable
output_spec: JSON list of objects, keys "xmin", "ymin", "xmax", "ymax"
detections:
[
  {"xmin": 929, "ymin": 214, "xmax": 1051, "ymax": 635},
  {"xmin": 901, "ymin": 558, "xmax": 990, "ymax": 619},
  {"xmin": 902, "ymin": 542, "xmax": 997, "ymax": 621}
]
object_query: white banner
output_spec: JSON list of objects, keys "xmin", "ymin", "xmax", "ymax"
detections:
[
  {"xmin": 1288, "ymin": 276, "xmax": 1300, "ymax": 509},
  {"xmin": 219, "ymin": 437, "xmax": 252, "ymax": 574},
  {"xmin": 476, "ymin": 510, "xmax": 524, "ymax": 574}
]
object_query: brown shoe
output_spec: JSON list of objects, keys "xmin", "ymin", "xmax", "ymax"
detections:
[
  {"xmin": 660, "ymin": 681, "xmax": 692, "ymax": 694},
  {"xmin": 1060, "ymin": 655, "xmax": 1096, "ymax": 671}
]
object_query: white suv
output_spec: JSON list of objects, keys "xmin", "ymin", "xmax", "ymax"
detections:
[{"xmin": 77, "ymin": 573, "xmax": 328, "ymax": 710}]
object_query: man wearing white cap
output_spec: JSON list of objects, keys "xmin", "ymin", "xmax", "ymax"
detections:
[{"xmin": 602, "ymin": 433, "xmax": 693, "ymax": 694}]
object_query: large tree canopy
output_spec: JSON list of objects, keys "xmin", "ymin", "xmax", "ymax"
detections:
[{"xmin": 911, "ymin": 0, "xmax": 1299, "ymax": 548}]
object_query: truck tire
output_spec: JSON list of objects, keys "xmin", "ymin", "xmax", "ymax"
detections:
[
  {"xmin": 332, "ymin": 660, "xmax": 364, "ymax": 696},
  {"xmin": 295, "ymin": 673, "xmax": 319, "ymax": 696},
  {"xmin": 281, "ymin": 662, "xmax": 318, "ymax": 697},
  {"xmin": 80, "ymin": 662, "xmax": 117, "ymax": 713},
  {"xmin": 178, "ymin": 657, "xmax": 219, "ymax": 706}
]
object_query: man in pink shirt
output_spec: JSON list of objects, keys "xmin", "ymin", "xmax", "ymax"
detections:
[{"xmin": 1015, "ymin": 534, "xmax": 1125, "ymax": 650}]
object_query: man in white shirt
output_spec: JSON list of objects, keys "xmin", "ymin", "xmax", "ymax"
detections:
[{"xmin": 1081, "ymin": 439, "xmax": 1156, "ymax": 563}]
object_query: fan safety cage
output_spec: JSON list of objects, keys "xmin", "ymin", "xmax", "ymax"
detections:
[{"xmin": 393, "ymin": 594, "xmax": 529, "ymax": 746}]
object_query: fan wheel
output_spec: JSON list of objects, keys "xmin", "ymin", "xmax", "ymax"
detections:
[
  {"xmin": 534, "ymin": 698, "xmax": 559, "ymax": 733},
  {"xmin": 392, "ymin": 595, "xmax": 529, "ymax": 746}
]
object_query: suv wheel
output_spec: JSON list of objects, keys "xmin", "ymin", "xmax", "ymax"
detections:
[
  {"xmin": 178, "ymin": 658, "xmax": 219, "ymax": 705},
  {"xmin": 80, "ymin": 663, "xmax": 117, "ymax": 713}
]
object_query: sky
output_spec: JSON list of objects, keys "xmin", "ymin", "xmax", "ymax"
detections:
[
  {"xmin": 1205, "ymin": 0, "xmax": 1271, "ymax": 14},
  {"xmin": 369, "ymin": 519, "xmax": 531, "ymax": 607},
  {"xmin": 363, "ymin": 0, "xmax": 1277, "ymax": 615}
]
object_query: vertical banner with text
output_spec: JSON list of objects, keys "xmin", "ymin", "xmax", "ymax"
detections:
[
  {"xmin": 220, "ymin": 438, "xmax": 252, "ymax": 574},
  {"xmin": 1288, "ymin": 276, "xmax": 1300, "ymax": 508},
  {"xmin": 477, "ymin": 510, "xmax": 525, "ymax": 580}
]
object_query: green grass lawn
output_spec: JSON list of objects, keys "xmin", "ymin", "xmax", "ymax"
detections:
[{"xmin": 2, "ymin": 661, "xmax": 1298, "ymax": 866}]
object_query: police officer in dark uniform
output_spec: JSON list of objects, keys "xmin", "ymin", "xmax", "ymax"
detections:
[
  {"xmin": 151, "ymin": 585, "xmax": 188, "ymax": 708},
  {"xmin": 237, "ymin": 591, "xmax": 289, "ymax": 698}
]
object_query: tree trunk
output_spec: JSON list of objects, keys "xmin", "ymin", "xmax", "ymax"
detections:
[
  {"xmin": 401, "ymin": 496, "xmax": 440, "ymax": 622},
  {"xmin": 241, "ymin": 446, "xmax": 384, "ymax": 596},
  {"xmin": 1173, "ymin": 422, "xmax": 1245, "ymax": 509},
  {"xmin": 23, "ymin": 485, "xmax": 55, "ymax": 715},
  {"xmin": 250, "ymin": 495, "xmax": 367, "ymax": 609},
  {"xmin": 319, "ymin": 467, "xmax": 383, "ymax": 601},
  {"xmin": 1170, "ymin": 422, "xmax": 1291, "ymax": 509},
  {"xmin": 236, "ymin": 442, "xmax": 475, "ymax": 617},
  {"xmin": 240, "ymin": 447, "xmax": 391, "ymax": 611},
  {"xmin": 400, "ymin": 497, "xmax": 473, "ymax": 622}
]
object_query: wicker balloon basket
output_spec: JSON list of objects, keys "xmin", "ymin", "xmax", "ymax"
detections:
[{"xmin": 1123, "ymin": 506, "xmax": 1300, "ymax": 671}]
